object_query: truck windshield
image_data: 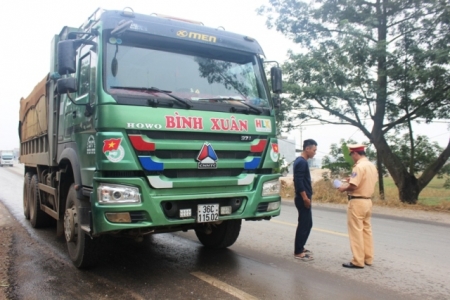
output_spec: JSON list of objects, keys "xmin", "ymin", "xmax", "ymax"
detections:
[{"xmin": 104, "ymin": 38, "xmax": 271, "ymax": 109}]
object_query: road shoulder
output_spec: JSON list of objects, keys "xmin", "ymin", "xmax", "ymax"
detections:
[
  {"xmin": 0, "ymin": 201, "xmax": 15, "ymax": 299},
  {"xmin": 283, "ymin": 199, "xmax": 450, "ymax": 225}
]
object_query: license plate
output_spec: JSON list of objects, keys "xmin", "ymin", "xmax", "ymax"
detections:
[{"xmin": 197, "ymin": 204, "xmax": 219, "ymax": 223}]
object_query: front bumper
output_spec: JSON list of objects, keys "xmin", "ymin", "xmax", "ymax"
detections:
[{"xmin": 90, "ymin": 174, "xmax": 280, "ymax": 234}]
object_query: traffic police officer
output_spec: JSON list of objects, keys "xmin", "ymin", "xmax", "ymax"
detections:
[{"xmin": 338, "ymin": 144, "xmax": 378, "ymax": 269}]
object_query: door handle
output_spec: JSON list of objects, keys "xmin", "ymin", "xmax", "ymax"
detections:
[{"xmin": 72, "ymin": 110, "xmax": 77, "ymax": 119}]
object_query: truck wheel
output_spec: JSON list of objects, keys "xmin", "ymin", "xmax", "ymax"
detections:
[
  {"xmin": 29, "ymin": 175, "xmax": 51, "ymax": 228},
  {"xmin": 23, "ymin": 172, "xmax": 32, "ymax": 219},
  {"xmin": 195, "ymin": 219, "xmax": 242, "ymax": 249},
  {"xmin": 64, "ymin": 184, "xmax": 98, "ymax": 269}
]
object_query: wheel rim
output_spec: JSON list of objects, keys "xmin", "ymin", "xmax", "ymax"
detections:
[{"xmin": 64, "ymin": 207, "xmax": 78, "ymax": 243}]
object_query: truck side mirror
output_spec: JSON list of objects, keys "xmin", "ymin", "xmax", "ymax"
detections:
[
  {"xmin": 57, "ymin": 40, "xmax": 77, "ymax": 75},
  {"xmin": 270, "ymin": 66, "xmax": 282, "ymax": 94},
  {"xmin": 272, "ymin": 94, "xmax": 281, "ymax": 109},
  {"xmin": 57, "ymin": 77, "xmax": 77, "ymax": 94}
]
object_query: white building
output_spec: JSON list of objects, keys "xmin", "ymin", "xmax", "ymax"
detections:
[{"xmin": 278, "ymin": 138, "xmax": 296, "ymax": 174}]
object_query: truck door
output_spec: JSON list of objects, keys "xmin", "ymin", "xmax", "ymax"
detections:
[{"xmin": 61, "ymin": 40, "xmax": 98, "ymax": 184}]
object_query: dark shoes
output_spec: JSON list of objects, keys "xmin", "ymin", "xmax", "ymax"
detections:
[{"xmin": 342, "ymin": 262, "xmax": 364, "ymax": 269}]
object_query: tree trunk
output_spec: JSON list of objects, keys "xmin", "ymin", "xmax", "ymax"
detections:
[
  {"xmin": 397, "ymin": 173, "xmax": 420, "ymax": 204},
  {"xmin": 372, "ymin": 134, "xmax": 420, "ymax": 203},
  {"xmin": 372, "ymin": 135, "xmax": 450, "ymax": 204},
  {"xmin": 376, "ymin": 151, "xmax": 385, "ymax": 200}
]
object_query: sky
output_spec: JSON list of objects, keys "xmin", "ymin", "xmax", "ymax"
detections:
[{"xmin": 0, "ymin": 0, "xmax": 448, "ymax": 161}]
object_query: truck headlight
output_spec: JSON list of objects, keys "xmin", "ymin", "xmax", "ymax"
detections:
[
  {"xmin": 262, "ymin": 179, "xmax": 280, "ymax": 196},
  {"xmin": 98, "ymin": 184, "xmax": 141, "ymax": 204}
]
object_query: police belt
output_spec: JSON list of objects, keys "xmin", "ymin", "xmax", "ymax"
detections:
[{"xmin": 348, "ymin": 195, "xmax": 371, "ymax": 201}]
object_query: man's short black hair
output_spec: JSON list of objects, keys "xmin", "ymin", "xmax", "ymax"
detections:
[{"xmin": 303, "ymin": 139, "xmax": 317, "ymax": 150}]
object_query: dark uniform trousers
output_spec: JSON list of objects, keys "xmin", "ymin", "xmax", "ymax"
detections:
[{"xmin": 294, "ymin": 197, "xmax": 312, "ymax": 255}]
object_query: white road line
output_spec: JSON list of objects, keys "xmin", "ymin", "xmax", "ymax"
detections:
[
  {"xmin": 271, "ymin": 219, "xmax": 349, "ymax": 237},
  {"xmin": 191, "ymin": 271, "xmax": 259, "ymax": 300}
]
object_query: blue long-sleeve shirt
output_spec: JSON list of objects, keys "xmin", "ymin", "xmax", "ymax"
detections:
[{"xmin": 293, "ymin": 156, "xmax": 312, "ymax": 199}]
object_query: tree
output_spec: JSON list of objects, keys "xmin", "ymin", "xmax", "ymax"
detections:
[
  {"xmin": 386, "ymin": 133, "xmax": 444, "ymax": 174},
  {"xmin": 258, "ymin": 0, "xmax": 450, "ymax": 203},
  {"xmin": 322, "ymin": 139, "xmax": 356, "ymax": 176}
]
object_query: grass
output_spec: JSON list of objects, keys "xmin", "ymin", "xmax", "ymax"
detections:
[{"xmin": 280, "ymin": 176, "xmax": 450, "ymax": 212}]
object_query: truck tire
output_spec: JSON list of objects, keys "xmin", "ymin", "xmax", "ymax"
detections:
[
  {"xmin": 64, "ymin": 184, "xmax": 98, "ymax": 269},
  {"xmin": 195, "ymin": 219, "xmax": 242, "ymax": 249},
  {"xmin": 23, "ymin": 172, "xmax": 32, "ymax": 219},
  {"xmin": 29, "ymin": 175, "xmax": 52, "ymax": 228}
]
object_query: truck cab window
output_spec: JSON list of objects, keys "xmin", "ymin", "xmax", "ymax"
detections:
[
  {"xmin": 79, "ymin": 54, "xmax": 91, "ymax": 96},
  {"xmin": 104, "ymin": 40, "xmax": 271, "ymax": 109}
]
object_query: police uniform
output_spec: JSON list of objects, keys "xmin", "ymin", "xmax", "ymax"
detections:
[{"xmin": 346, "ymin": 144, "xmax": 378, "ymax": 267}]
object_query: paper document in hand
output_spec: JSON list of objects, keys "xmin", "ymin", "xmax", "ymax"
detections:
[{"xmin": 333, "ymin": 179, "xmax": 342, "ymax": 189}]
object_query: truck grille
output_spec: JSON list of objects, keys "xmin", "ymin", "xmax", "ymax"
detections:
[
  {"xmin": 137, "ymin": 150, "xmax": 249, "ymax": 159},
  {"xmin": 126, "ymin": 131, "xmax": 269, "ymax": 180}
]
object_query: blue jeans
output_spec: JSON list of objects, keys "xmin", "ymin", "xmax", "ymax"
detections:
[{"xmin": 294, "ymin": 197, "xmax": 313, "ymax": 255}]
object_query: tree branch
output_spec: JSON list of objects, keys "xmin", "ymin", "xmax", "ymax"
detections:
[
  {"xmin": 312, "ymin": 96, "xmax": 372, "ymax": 137},
  {"xmin": 295, "ymin": 28, "xmax": 377, "ymax": 43},
  {"xmin": 418, "ymin": 138, "xmax": 450, "ymax": 190},
  {"xmin": 388, "ymin": 27, "xmax": 420, "ymax": 45},
  {"xmin": 359, "ymin": 0, "xmax": 376, "ymax": 7},
  {"xmin": 322, "ymin": 60, "xmax": 365, "ymax": 128},
  {"xmin": 326, "ymin": 29, "xmax": 377, "ymax": 43},
  {"xmin": 356, "ymin": 77, "xmax": 374, "ymax": 118},
  {"xmin": 382, "ymin": 85, "xmax": 450, "ymax": 133}
]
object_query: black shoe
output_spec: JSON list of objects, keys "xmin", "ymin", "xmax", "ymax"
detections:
[{"xmin": 342, "ymin": 262, "xmax": 364, "ymax": 269}]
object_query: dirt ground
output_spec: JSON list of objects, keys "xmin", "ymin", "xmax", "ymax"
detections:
[{"xmin": 0, "ymin": 201, "xmax": 14, "ymax": 300}]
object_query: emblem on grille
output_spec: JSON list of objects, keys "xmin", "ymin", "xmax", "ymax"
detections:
[{"xmin": 196, "ymin": 142, "xmax": 218, "ymax": 169}]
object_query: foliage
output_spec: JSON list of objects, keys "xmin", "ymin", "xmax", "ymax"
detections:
[
  {"xmin": 439, "ymin": 161, "xmax": 450, "ymax": 188},
  {"xmin": 444, "ymin": 178, "xmax": 450, "ymax": 189},
  {"xmin": 322, "ymin": 138, "xmax": 381, "ymax": 176},
  {"xmin": 322, "ymin": 139, "xmax": 355, "ymax": 175},
  {"xmin": 386, "ymin": 133, "xmax": 444, "ymax": 174},
  {"xmin": 258, "ymin": 0, "xmax": 450, "ymax": 204},
  {"xmin": 274, "ymin": 155, "xmax": 291, "ymax": 175}
]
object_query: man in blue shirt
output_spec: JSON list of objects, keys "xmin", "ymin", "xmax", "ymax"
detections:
[{"xmin": 293, "ymin": 139, "xmax": 317, "ymax": 260}]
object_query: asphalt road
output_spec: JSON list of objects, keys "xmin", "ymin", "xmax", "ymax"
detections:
[{"xmin": 1, "ymin": 164, "xmax": 449, "ymax": 299}]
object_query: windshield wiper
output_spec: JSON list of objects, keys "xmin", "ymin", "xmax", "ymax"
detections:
[
  {"xmin": 198, "ymin": 97, "xmax": 262, "ymax": 115},
  {"xmin": 110, "ymin": 86, "xmax": 192, "ymax": 108}
]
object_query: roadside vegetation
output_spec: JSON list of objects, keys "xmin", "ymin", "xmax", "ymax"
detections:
[{"xmin": 280, "ymin": 175, "xmax": 450, "ymax": 212}]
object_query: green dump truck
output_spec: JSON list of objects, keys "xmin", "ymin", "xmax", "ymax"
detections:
[{"xmin": 19, "ymin": 8, "xmax": 282, "ymax": 268}]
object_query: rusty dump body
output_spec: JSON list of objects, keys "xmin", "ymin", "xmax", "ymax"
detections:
[{"xmin": 19, "ymin": 75, "xmax": 49, "ymax": 142}]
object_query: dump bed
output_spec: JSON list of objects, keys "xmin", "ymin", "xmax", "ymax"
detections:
[{"xmin": 19, "ymin": 75, "xmax": 49, "ymax": 142}]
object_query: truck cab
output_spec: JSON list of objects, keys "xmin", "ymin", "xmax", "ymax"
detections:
[{"xmin": 0, "ymin": 152, "xmax": 14, "ymax": 167}]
